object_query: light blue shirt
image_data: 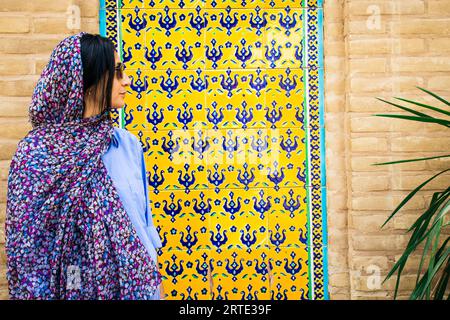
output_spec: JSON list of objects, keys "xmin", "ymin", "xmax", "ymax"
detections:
[{"xmin": 101, "ymin": 127, "xmax": 162, "ymax": 299}]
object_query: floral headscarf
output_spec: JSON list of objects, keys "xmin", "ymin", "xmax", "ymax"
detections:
[{"xmin": 5, "ymin": 33, "xmax": 162, "ymax": 299}]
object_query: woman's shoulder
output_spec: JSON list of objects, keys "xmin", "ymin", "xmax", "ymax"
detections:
[{"xmin": 113, "ymin": 127, "xmax": 142, "ymax": 151}]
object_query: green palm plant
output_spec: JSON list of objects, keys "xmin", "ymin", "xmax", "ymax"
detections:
[{"xmin": 373, "ymin": 86, "xmax": 449, "ymax": 300}]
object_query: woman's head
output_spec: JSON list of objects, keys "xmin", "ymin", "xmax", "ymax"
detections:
[{"xmin": 80, "ymin": 34, "xmax": 130, "ymax": 118}]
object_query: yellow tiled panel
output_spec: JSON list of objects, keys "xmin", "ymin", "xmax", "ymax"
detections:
[{"xmin": 105, "ymin": 0, "xmax": 326, "ymax": 300}]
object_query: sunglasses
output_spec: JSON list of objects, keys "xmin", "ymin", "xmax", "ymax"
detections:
[{"xmin": 115, "ymin": 62, "xmax": 126, "ymax": 80}]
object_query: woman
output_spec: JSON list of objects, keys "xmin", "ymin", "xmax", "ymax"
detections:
[{"xmin": 5, "ymin": 32, "xmax": 165, "ymax": 300}]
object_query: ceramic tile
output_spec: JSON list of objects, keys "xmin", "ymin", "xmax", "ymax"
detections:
[
  {"xmin": 204, "ymin": 9, "xmax": 266, "ymax": 70},
  {"xmin": 266, "ymin": 68, "xmax": 306, "ymax": 107},
  {"xmin": 268, "ymin": 187, "xmax": 309, "ymax": 249},
  {"xmin": 122, "ymin": 69, "xmax": 207, "ymax": 130},
  {"xmin": 268, "ymin": 246, "xmax": 309, "ymax": 299},
  {"xmin": 131, "ymin": 129, "xmax": 208, "ymax": 192},
  {"xmin": 151, "ymin": 189, "xmax": 211, "ymax": 251},
  {"xmin": 264, "ymin": 8, "xmax": 306, "ymax": 69},
  {"xmin": 205, "ymin": 127, "xmax": 306, "ymax": 190},
  {"xmin": 120, "ymin": 8, "xmax": 147, "ymax": 69},
  {"xmin": 157, "ymin": 249, "xmax": 211, "ymax": 300},
  {"xmin": 205, "ymin": 68, "xmax": 268, "ymax": 129},
  {"xmin": 143, "ymin": 8, "xmax": 207, "ymax": 70},
  {"xmin": 208, "ymin": 188, "xmax": 270, "ymax": 251},
  {"xmin": 210, "ymin": 247, "xmax": 271, "ymax": 299}
]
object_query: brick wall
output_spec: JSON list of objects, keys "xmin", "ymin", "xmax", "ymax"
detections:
[
  {"xmin": 325, "ymin": 0, "xmax": 450, "ymax": 299},
  {"xmin": 0, "ymin": 0, "xmax": 449, "ymax": 300}
]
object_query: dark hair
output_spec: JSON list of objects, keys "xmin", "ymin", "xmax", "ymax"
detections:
[{"xmin": 80, "ymin": 33, "xmax": 116, "ymax": 119}]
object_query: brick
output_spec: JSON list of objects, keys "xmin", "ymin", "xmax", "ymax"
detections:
[
  {"xmin": 0, "ymin": 286, "xmax": 9, "ymax": 300},
  {"xmin": 391, "ymin": 57, "xmax": 450, "ymax": 72},
  {"xmin": 349, "ymin": 38, "xmax": 426, "ymax": 55},
  {"xmin": 352, "ymin": 195, "xmax": 394, "ymax": 211},
  {"xmin": 391, "ymin": 173, "xmax": 450, "ymax": 191},
  {"xmin": 428, "ymin": 1, "xmax": 450, "ymax": 16},
  {"xmin": 324, "ymin": 41, "xmax": 345, "ymax": 57},
  {"xmin": 391, "ymin": 19, "xmax": 450, "ymax": 35},
  {"xmin": 0, "ymin": 221, "xmax": 4, "ymax": 244},
  {"xmin": 0, "ymin": 161, "xmax": 11, "ymax": 181},
  {"xmin": 351, "ymin": 214, "xmax": 391, "ymax": 232},
  {"xmin": 351, "ymin": 137, "xmax": 388, "ymax": 152},
  {"xmin": 0, "ymin": 1, "xmax": 29, "ymax": 11},
  {"xmin": 325, "ymin": 171, "xmax": 346, "ymax": 191},
  {"xmin": 0, "ymin": 16, "xmax": 30, "ymax": 34},
  {"xmin": 324, "ymin": 93, "xmax": 345, "ymax": 112},
  {"xmin": 353, "ymin": 274, "xmax": 417, "ymax": 292},
  {"xmin": 325, "ymin": 22, "xmax": 344, "ymax": 39},
  {"xmin": 324, "ymin": 112, "xmax": 345, "ymax": 133},
  {"xmin": 77, "ymin": 0, "xmax": 100, "ymax": 18},
  {"xmin": 350, "ymin": 76, "xmax": 424, "ymax": 93},
  {"xmin": 35, "ymin": 58, "xmax": 50, "ymax": 75},
  {"xmin": 390, "ymin": 118, "xmax": 429, "ymax": 132},
  {"xmin": 349, "ymin": 58, "xmax": 387, "ymax": 73},
  {"xmin": 0, "ymin": 98, "xmax": 30, "ymax": 117},
  {"xmin": 329, "ymin": 272, "xmax": 349, "ymax": 287},
  {"xmin": 348, "ymin": 20, "xmax": 387, "ymax": 34},
  {"xmin": 428, "ymin": 38, "xmax": 450, "ymax": 52},
  {"xmin": 323, "ymin": 1, "xmax": 344, "ymax": 22},
  {"xmin": 0, "ymin": 37, "xmax": 61, "ymax": 54},
  {"xmin": 327, "ymin": 251, "xmax": 348, "ymax": 271},
  {"xmin": 329, "ymin": 292, "xmax": 350, "ymax": 299},
  {"xmin": 352, "ymin": 194, "xmax": 425, "ymax": 211},
  {"xmin": 393, "ymin": 254, "xmax": 426, "ymax": 274},
  {"xmin": 352, "ymin": 291, "xmax": 390, "ymax": 300},
  {"xmin": 80, "ymin": 18, "xmax": 99, "ymax": 34},
  {"xmin": 0, "ymin": 203, "xmax": 5, "ymax": 219},
  {"xmin": 351, "ymin": 175, "xmax": 389, "ymax": 192},
  {"xmin": 350, "ymin": 255, "xmax": 389, "ymax": 272},
  {"xmin": 392, "ymin": 214, "xmax": 421, "ymax": 231},
  {"xmin": 0, "ymin": 180, "xmax": 6, "ymax": 203},
  {"xmin": 326, "ymin": 210, "xmax": 347, "ymax": 228},
  {"xmin": 350, "ymin": 117, "xmax": 391, "ymax": 133},
  {"xmin": 0, "ymin": 58, "xmax": 33, "ymax": 76},
  {"xmin": 0, "ymin": 79, "xmax": 37, "ymax": 97},
  {"xmin": 348, "ymin": 1, "xmax": 425, "ymax": 16},
  {"xmin": 326, "ymin": 190, "xmax": 348, "ymax": 212},
  {"xmin": 0, "ymin": 139, "xmax": 18, "ymax": 161},
  {"xmin": 427, "ymin": 157, "xmax": 450, "ymax": 171},
  {"xmin": 31, "ymin": 0, "xmax": 73, "ymax": 12},
  {"xmin": 325, "ymin": 74, "xmax": 345, "ymax": 95},
  {"xmin": 348, "ymin": 95, "xmax": 392, "ymax": 112},
  {"xmin": 351, "ymin": 156, "xmax": 427, "ymax": 172},
  {"xmin": 0, "ymin": 245, "xmax": 5, "ymax": 265},
  {"xmin": 391, "ymin": 136, "xmax": 450, "ymax": 152},
  {"xmin": 325, "ymin": 57, "xmax": 345, "ymax": 73},
  {"xmin": 352, "ymin": 234, "xmax": 409, "ymax": 251},
  {"xmin": 33, "ymin": 18, "xmax": 73, "ymax": 34},
  {"xmin": 428, "ymin": 76, "xmax": 450, "ymax": 91},
  {"xmin": 0, "ymin": 119, "xmax": 31, "ymax": 140},
  {"xmin": 328, "ymin": 229, "xmax": 348, "ymax": 249}
]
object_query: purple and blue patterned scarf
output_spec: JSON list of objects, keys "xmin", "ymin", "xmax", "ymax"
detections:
[{"xmin": 5, "ymin": 33, "xmax": 162, "ymax": 299}]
